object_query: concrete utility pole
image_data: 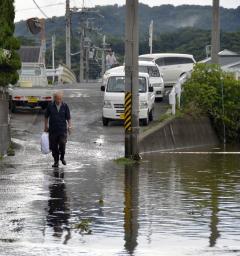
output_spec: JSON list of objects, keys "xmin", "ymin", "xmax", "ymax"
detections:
[
  {"xmin": 149, "ymin": 20, "xmax": 153, "ymax": 54},
  {"xmin": 66, "ymin": 0, "xmax": 71, "ymax": 69},
  {"xmin": 79, "ymin": 27, "xmax": 84, "ymax": 83},
  {"xmin": 211, "ymin": 0, "xmax": 220, "ymax": 64},
  {"xmin": 124, "ymin": 0, "xmax": 140, "ymax": 159},
  {"xmin": 85, "ymin": 42, "xmax": 90, "ymax": 82},
  {"xmin": 39, "ymin": 19, "xmax": 46, "ymax": 65},
  {"xmin": 52, "ymin": 34, "xmax": 56, "ymax": 84},
  {"xmin": 101, "ymin": 35, "xmax": 106, "ymax": 77}
]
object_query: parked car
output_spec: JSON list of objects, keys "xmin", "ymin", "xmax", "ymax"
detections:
[
  {"xmin": 103, "ymin": 61, "xmax": 164, "ymax": 100},
  {"xmin": 8, "ymin": 63, "xmax": 53, "ymax": 112},
  {"xmin": 101, "ymin": 72, "xmax": 155, "ymax": 126},
  {"xmin": 138, "ymin": 53, "xmax": 196, "ymax": 86}
]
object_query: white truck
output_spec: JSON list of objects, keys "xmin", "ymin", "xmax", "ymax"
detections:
[
  {"xmin": 8, "ymin": 63, "xmax": 53, "ymax": 112},
  {"xmin": 101, "ymin": 72, "xmax": 155, "ymax": 126}
]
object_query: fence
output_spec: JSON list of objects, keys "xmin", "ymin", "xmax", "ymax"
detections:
[{"xmin": 169, "ymin": 73, "xmax": 189, "ymax": 115}]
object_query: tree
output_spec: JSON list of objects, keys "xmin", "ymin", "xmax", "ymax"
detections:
[{"xmin": 0, "ymin": 0, "xmax": 21, "ymax": 87}]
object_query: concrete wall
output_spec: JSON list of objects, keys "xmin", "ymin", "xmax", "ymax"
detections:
[
  {"xmin": 0, "ymin": 93, "xmax": 10, "ymax": 155},
  {"xmin": 139, "ymin": 116, "xmax": 219, "ymax": 154}
]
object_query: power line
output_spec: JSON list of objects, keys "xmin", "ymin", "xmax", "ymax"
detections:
[
  {"xmin": 16, "ymin": 3, "xmax": 65, "ymax": 13},
  {"xmin": 32, "ymin": 0, "xmax": 50, "ymax": 19}
]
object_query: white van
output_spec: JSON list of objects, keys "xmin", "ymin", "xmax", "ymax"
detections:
[
  {"xmin": 139, "ymin": 53, "xmax": 196, "ymax": 86},
  {"xmin": 101, "ymin": 72, "xmax": 155, "ymax": 126},
  {"xmin": 103, "ymin": 61, "xmax": 164, "ymax": 100}
]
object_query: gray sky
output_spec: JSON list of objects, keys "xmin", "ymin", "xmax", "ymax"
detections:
[{"xmin": 15, "ymin": 0, "xmax": 240, "ymax": 22}]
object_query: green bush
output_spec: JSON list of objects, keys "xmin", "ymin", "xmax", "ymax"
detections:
[{"xmin": 182, "ymin": 63, "xmax": 240, "ymax": 142}]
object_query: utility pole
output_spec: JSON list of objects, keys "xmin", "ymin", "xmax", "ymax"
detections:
[
  {"xmin": 101, "ymin": 35, "xmax": 106, "ymax": 77},
  {"xmin": 211, "ymin": 0, "xmax": 220, "ymax": 64},
  {"xmin": 124, "ymin": 0, "xmax": 140, "ymax": 160},
  {"xmin": 85, "ymin": 42, "xmax": 90, "ymax": 82},
  {"xmin": 79, "ymin": 27, "xmax": 84, "ymax": 83},
  {"xmin": 52, "ymin": 34, "xmax": 56, "ymax": 84},
  {"xmin": 66, "ymin": 0, "xmax": 71, "ymax": 69},
  {"xmin": 149, "ymin": 20, "xmax": 153, "ymax": 54},
  {"xmin": 39, "ymin": 19, "xmax": 46, "ymax": 65}
]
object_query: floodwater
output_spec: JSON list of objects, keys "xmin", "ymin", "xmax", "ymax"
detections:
[{"xmin": 0, "ymin": 84, "xmax": 240, "ymax": 255}]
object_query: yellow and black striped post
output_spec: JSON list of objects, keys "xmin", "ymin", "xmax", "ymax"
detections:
[
  {"xmin": 124, "ymin": 92, "xmax": 132, "ymax": 132},
  {"xmin": 124, "ymin": 0, "xmax": 140, "ymax": 160}
]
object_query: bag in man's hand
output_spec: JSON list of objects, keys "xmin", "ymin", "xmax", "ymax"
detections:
[{"xmin": 41, "ymin": 132, "xmax": 50, "ymax": 154}]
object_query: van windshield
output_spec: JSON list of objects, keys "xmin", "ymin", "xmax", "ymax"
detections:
[
  {"xmin": 139, "ymin": 66, "xmax": 160, "ymax": 77},
  {"xmin": 107, "ymin": 76, "xmax": 147, "ymax": 93}
]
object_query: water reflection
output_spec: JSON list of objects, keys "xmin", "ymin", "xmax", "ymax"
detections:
[
  {"xmin": 47, "ymin": 170, "xmax": 71, "ymax": 244},
  {"xmin": 209, "ymin": 183, "xmax": 220, "ymax": 247},
  {"xmin": 124, "ymin": 164, "xmax": 139, "ymax": 255},
  {"xmin": 143, "ymin": 153, "xmax": 240, "ymax": 249}
]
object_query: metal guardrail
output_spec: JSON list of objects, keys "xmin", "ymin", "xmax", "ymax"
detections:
[
  {"xmin": 169, "ymin": 73, "xmax": 189, "ymax": 115},
  {"xmin": 47, "ymin": 64, "xmax": 76, "ymax": 84}
]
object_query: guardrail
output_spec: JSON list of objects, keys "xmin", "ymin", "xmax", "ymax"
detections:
[
  {"xmin": 47, "ymin": 64, "xmax": 76, "ymax": 84},
  {"xmin": 169, "ymin": 73, "xmax": 189, "ymax": 115}
]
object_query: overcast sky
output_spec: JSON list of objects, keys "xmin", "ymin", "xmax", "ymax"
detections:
[{"xmin": 15, "ymin": 0, "xmax": 240, "ymax": 22}]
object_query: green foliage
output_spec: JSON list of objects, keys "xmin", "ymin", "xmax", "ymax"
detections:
[
  {"xmin": 182, "ymin": 64, "xmax": 240, "ymax": 142},
  {"xmin": 74, "ymin": 219, "xmax": 92, "ymax": 235},
  {"xmin": 0, "ymin": 0, "xmax": 21, "ymax": 87},
  {"xmin": 114, "ymin": 157, "xmax": 138, "ymax": 165},
  {"xmin": 7, "ymin": 142, "xmax": 15, "ymax": 156}
]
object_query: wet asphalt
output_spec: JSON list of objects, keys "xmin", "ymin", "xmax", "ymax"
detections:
[{"xmin": 1, "ymin": 83, "xmax": 240, "ymax": 256}]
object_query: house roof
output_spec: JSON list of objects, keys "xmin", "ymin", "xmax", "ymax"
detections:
[
  {"xmin": 18, "ymin": 46, "xmax": 41, "ymax": 63},
  {"xmin": 200, "ymin": 49, "xmax": 240, "ymax": 66}
]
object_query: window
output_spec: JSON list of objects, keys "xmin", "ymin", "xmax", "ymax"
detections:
[
  {"xmin": 178, "ymin": 57, "xmax": 195, "ymax": 64},
  {"xmin": 164, "ymin": 57, "xmax": 181, "ymax": 66},
  {"xmin": 148, "ymin": 66, "xmax": 160, "ymax": 77},
  {"xmin": 155, "ymin": 58, "xmax": 165, "ymax": 67},
  {"xmin": 139, "ymin": 66, "xmax": 160, "ymax": 77},
  {"xmin": 163, "ymin": 57, "xmax": 194, "ymax": 66},
  {"xmin": 107, "ymin": 76, "xmax": 147, "ymax": 93}
]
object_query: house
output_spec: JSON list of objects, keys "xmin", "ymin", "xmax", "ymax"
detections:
[{"xmin": 200, "ymin": 49, "xmax": 240, "ymax": 79}]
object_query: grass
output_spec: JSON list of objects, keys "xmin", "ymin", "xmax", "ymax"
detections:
[
  {"xmin": 7, "ymin": 142, "xmax": 15, "ymax": 156},
  {"xmin": 74, "ymin": 219, "xmax": 92, "ymax": 235},
  {"xmin": 0, "ymin": 154, "xmax": 3, "ymax": 161},
  {"xmin": 114, "ymin": 157, "xmax": 139, "ymax": 165},
  {"xmin": 159, "ymin": 113, "xmax": 172, "ymax": 123}
]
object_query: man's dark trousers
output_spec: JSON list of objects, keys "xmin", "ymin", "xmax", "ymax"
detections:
[
  {"xmin": 45, "ymin": 102, "xmax": 71, "ymax": 164},
  {"xmin": 49, "ymin": 133, "xmax": 67, "ymax": 163}
]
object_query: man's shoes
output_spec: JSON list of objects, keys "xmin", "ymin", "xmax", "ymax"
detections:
[
  {"xmin": 52, "ymin": 162, "xmax": 59, "ymax": 168},
  {"xmin": 60, "ymin": 158, "xmax": 67, "ymax": 165}
]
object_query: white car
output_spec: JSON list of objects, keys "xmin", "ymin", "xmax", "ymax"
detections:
[
  {"xmin": 139, "ymin": 53, "xmax": 196, "ymax": 86},
  {"xmin": 101, "ymin": 72, "xmax": 155, "ymax": 126},
  {"xmin": 103, "ymin": 61, "xmax": 164, "ymax": 100}
]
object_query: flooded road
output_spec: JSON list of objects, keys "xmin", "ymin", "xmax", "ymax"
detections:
[{"xmin": 0, "ymin": 83, "xmax": 240, "ymax": 256}]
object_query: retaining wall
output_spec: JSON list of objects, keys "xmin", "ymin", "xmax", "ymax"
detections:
[{"xmin": 139, "ymin": 116, "xmax": 219, "ymax": 153}]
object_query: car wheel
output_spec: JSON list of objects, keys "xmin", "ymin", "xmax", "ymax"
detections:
[
  {"xmin": 142, "ymin": 112, "xmax": 149, "ymax": 126},
  {"xmin": 102, "ymin": 117, "xmax": 109, "ymax": 126},
  {"xmin": 149, "ymin": 109, "xmax": 154, "ymax": 122},
  {"xmin": 11, "ymin": 100, "xmax": 16, "ymax": 113}
]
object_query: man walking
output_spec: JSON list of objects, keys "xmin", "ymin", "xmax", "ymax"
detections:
[{"xmin": 45, "ymin": 91, "xmax": 71, "ymax": 168}]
